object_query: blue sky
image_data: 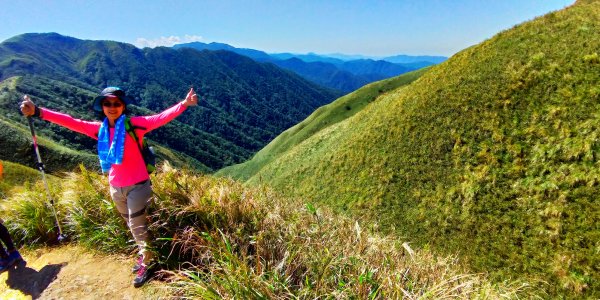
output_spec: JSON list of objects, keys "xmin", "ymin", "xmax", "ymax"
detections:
[{"xmin": 1, "ymin": 0, "xmax": 573, "ymax": 57}]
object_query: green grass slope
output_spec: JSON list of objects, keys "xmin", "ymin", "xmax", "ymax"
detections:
[
  {"xmin": 0, "ymin": 117, "xmax": 100, "ymax": 173},
  {"xmin": 245, "ymin": 1, "xmax": 600, "ymax": 297},
  {"xmin": 0, "ymin": 160, "xmax": 59, "ymax": 199},
  {"xmin": 0, "ymin": 162, "xmax": 537, "ymax": 298},
  {"xmin": 217, "ymin": 68, "xmax": 429, "ymax": 181}
]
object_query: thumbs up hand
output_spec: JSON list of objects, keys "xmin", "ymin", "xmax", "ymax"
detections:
[
  {"xmin": 20, "ymin": 95, "xmax": 39, "ymax": 117},
  {"xmin": 182, "ymin": 87, "xmax": 199, "ymax": 107}
]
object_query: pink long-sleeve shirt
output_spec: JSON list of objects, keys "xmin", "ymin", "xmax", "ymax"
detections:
[{"xmin": 41, "ymin": 102, "xmax": 188, "ymax": 187}]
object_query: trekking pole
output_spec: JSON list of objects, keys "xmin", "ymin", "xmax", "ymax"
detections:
[{"xmin": 26, "ymin": 116, "xmax": 67, "ymax": 243}]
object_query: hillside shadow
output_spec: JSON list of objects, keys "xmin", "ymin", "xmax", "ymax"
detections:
[{"xmin": 4, "ymin": 260, "xmax": 65, "ymax": 299}]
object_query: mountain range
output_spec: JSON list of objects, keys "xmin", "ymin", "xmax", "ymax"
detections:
[
  {"xmin": 0, "ymin": 33, "xmax": 341, "ymax": 172},
  {"xmin": 174, "ymin": 42, "xmax": 445, "ymax": 93}
]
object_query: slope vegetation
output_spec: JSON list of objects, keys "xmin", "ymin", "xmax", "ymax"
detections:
[
  {"xmin": 237, "ymin": 1, "xmax": 599, "ymax": 297},
  {"xmin": 0, "ymin": 161, "xmax": 536, "ymax": 298},
  {"xmin": 218, "ymin": 67, "xmax": 429, "ymax": 181}
]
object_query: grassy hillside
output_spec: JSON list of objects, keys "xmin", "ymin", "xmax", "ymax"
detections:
[
  {"xmin": 0, "ymin": 162, "xmax": 536, "ymax": 298},
  {"xmin": 218, "ymin": 68, "xmax": 429, "ymax": 181},
  {"xmin": 0, "ymin": 160, "xmax": 59, "ymax": 200},
  {"xmin": 0, "ymin": 117, "xmax": 100, "ymax": 172},
  {"xmin": 237, "ymin": 1, "xmax": 599, "ymax": 297}
]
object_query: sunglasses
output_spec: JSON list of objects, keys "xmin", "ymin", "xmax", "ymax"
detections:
[{"xmin": 102, "ymin": 101, "xmax": 123, "ymax": 108}]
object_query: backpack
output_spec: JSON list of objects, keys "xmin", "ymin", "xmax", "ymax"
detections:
[{"xmin": 124, "ymin": 117, "xmax": 156, "ymax": 174}]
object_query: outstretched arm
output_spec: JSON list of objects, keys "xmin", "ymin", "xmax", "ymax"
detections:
[
  {"xmin": 136, "ymin": 87, "xmax": 199, "ymax": 131},
  {"xmin": 20, "ymin": 95, "xmax": 101, "ymax": 139}
]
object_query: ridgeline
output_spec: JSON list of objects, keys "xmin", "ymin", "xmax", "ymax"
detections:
[{"xmin": 0, "ymin": 33, "xmax": 341, "ymax": 172}]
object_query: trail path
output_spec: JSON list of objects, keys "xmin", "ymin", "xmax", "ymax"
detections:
[{"xmin": 0, "ymin": 245, "xmax": 171, "ymax": 299}]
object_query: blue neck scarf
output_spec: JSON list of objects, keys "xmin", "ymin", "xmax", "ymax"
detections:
[{"xmin": 97, "ymin": 115, "xmax": 126, "ymax": 173}]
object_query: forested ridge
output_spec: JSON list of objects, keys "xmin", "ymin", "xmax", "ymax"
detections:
[{"xmin": 0, "ymin": 33, "xmax": 341, "ymax": 171}]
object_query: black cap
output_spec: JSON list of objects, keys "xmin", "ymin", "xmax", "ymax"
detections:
[{"xmin": 93, "ymin": 87, "xmax": 132, "ymax": 111}]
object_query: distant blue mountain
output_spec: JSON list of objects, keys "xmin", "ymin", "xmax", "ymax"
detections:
[
  {"xmin": 338, "ymin": 59, "xmax": 412, "ymax": 79},
  {"xmin": 173, "ymin": 42, "xmax": 272, "ymax": 61},
  {"xmin": 291, "ymin": 52, "xmax": 447, "ymax": 65},
  {"xmin": 270, "ymin": 52, "xmax": 345, "ymax": 65},
  {"xmin": 321, "ymin": 53, "xmax": 377, "ymax": 61},
  {"xmin": 174, "ymin": 42, "xmax": 446, "ymax": 93},
  {"xmin": 273, "ymin": 57, "xmax": 369, "ymax": 93}
]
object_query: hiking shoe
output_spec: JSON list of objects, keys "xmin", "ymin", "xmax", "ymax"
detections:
[
  {"xmin": 6, "ymin": 250, "xmax": 23, "ymax": 267},
  {"xmin": 132, "ymin": 255, "xmax": 143, "ymax": 273},
  {"xmin": 133, "ymin": 264, "xmax": 152, "ymax": 288}
]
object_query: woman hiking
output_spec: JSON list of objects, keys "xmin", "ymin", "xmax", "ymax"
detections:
[{"xmin": 20, "ymin": 86, "xmax": 198, "ymax": 287}]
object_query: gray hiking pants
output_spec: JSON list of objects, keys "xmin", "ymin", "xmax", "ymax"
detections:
[{"xmin": 110, "ymin": 180, "xmax": 153, "ymax": 263}]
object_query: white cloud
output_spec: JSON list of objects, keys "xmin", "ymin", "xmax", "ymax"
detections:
[{"xmin": 134, "ymin": 34, "xmax": 203, "ymax": 48}]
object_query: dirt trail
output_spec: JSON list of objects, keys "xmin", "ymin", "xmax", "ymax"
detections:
[{"xmin": 0, "ymin": 245, "xmax": 171, "ymax": 299}]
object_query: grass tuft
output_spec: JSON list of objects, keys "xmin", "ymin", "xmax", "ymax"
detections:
[{"xmin": 2, "ymin": 163, "xmax": 538, "ymax": 298}]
